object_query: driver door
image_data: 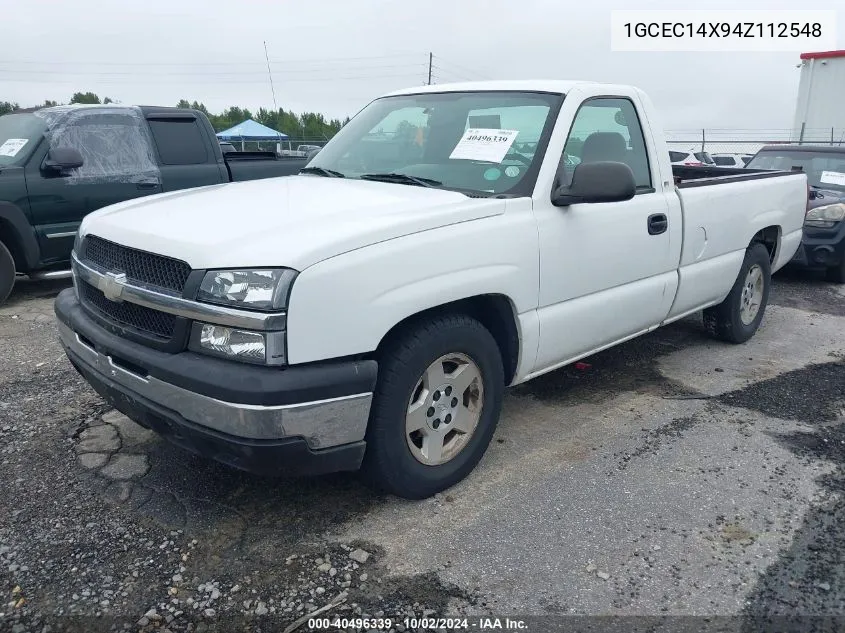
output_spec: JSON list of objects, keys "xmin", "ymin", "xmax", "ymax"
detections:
[
  {"xmin": 531, "ymin": 95, "xmax": 680, "ymax": 373},
  {"xmin": 24, "ymin": 110, "xmax": 162, "ymax": 264}
]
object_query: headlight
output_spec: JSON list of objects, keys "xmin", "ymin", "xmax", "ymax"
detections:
[
  {"xmin": 189, "ymin": 323, "xmax": 287, "ymax": 365},
  {"xmin": 197, "ymin": 268, "xmax": 297, "ymax": 311},
  {"xmin": 73, "ymin": 230, "xmax": 82, "ymax": 256},
  {"xmin": 805, "ymin": 203, "xmax": 845, "ymax": 228}
]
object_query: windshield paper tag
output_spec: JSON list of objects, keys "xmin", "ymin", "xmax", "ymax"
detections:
[
  {"xmin": 449, "ymin": 129, "xmax": 519, "ymax": 163},
  {"xmin": 820, "ymin": 171, "xmax": 845, "ymax": 186},
  {"xmin": 0, "ymin": 138, "xmax": 29, "ymax": 157}
]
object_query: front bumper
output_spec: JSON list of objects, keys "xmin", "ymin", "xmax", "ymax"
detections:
[
  {"xmin": 789, "ymin": 221, "xmax": 845, "ymax": 269},
  {"xmin": 55, "ymin": 288, "xmax": 377, "ymax": 476}
]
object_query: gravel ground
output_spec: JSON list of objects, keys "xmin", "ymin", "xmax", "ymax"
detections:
[{"xmin": 0, "ymin": 269, "xmax": 843, "ymax": 633}]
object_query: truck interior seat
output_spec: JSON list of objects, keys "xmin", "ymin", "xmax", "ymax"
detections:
[{"xmin": 580, "ymin": 132, "xmax": 628, "ymax": 164}]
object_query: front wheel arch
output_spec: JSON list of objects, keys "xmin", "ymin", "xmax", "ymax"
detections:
[
  {"xmin": 0, "ymin": 202, "xmax": 41, "ymax": 272},
  {"xmin": 374, "ymin": 293, "xmax": 521, "ymax": 386}
]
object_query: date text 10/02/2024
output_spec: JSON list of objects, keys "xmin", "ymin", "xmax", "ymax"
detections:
[{"xmin": 307, "ymin": 617, "xmax": 530, "ymax": 630}]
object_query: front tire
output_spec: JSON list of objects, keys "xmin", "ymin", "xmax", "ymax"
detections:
[
  {"xmin": 703, "ymin": 242, "xmax": 772, "ymax": 344},
  {"xmin": 0, "ymin": 241, "xmax": 16, "ymax": 306},
  {"xmin": 362, "ymin": 314, "xmax": 504, "ymax": 500}
]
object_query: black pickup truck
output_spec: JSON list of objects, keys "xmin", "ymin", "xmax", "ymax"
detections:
[
  {"xmin": 0, "ymin": 104, "xmax": 311, "ymax": 303},
  {"xmin": 746, "ymin": 144, "xmax": 845, "ymax": 283}
]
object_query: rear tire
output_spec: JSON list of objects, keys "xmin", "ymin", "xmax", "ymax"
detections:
[
  {"xmin": 0, "ymin": 241, "xmax": 16, "ymax": 306},
  {"xmin": 703, "ymin": 242, "xmax": 771, "ymax": 344},
  {"xmin": 361, "ymin": 314, "xmax": 504, "ymax": 500},
  {"xmin": 825, "ymin": 258, "xmax": 845, "ymax": 284}
]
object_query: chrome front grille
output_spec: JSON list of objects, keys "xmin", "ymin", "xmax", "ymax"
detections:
[
  {"xmin": 77, "ymin": 235, "xmax": 191, "ymax": 343},
  {"xmin": 79, "ymin": 280, "xmax": 176, "ymax": 339},
  {"xmin": 82, "ymin": 235, "xmax": 191, "ymax": 294}
]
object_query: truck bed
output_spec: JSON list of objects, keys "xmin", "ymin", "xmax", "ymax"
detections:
[
  {"xmin": 667, "ymin": 167, "xmax": 807, "ymax": 320},
  {"xmin": 672, "ymin": 165, "xmax": 799, "ymax": 188}
]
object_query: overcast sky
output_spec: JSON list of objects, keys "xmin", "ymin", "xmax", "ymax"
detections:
[{"xmin": 4, "ymin": 0, "xmax": 843, "ymax": 132}]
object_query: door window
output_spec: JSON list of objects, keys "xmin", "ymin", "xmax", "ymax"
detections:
[
  {"xmin": 560, "ymin": 97, "xmax": 652, "ymax": 189},
  {"xmin": 47, "ymin": 111, "xmax": 159, "ymax": 183},
  {"xmin": 148, "ymin": 118, "xmax": 209, "ymax": 165}
]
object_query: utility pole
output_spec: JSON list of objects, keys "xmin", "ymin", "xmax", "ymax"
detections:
[
  {"xmin": 264, "ymin": 41, "xmax": 278, "ymax": 111},
  {"xmin": 428, "ymin": 52, "xmax": 433, "ymax": 85}
]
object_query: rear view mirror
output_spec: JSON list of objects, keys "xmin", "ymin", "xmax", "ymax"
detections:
[
  {"xmin": 551, "ymin": 161, "xmax": 636, "ymax": 207},
  {"xmin": 45, "ymin": 147, "xmax": 84, "ymax": 171}
]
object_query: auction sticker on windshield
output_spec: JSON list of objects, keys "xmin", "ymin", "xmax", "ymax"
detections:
[
  {"xmin": 450, "ymin": 128, "xmax": 519, "ymax": 163},
  {"xmin": 0, "ymin": 138, "xmax": 29, "ymax": 157},
  {"xmin": 820, "ymin": 171, "xmax": 845, "ymax": 187}
]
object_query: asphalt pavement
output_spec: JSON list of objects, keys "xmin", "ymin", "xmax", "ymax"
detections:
[{"xmin": 0, "ymin": 267, "xmax": 843, "ymax": 633}]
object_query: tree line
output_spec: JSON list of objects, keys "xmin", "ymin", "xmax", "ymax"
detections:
[
  {"xmin": 176, "ymin": 100, "xmax": 348, "ymax": 140},
  {"xmin": 1, "ymin": 93, "xmax": 347, "ymax": 139}
]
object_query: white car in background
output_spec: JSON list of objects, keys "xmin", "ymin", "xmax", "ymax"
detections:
[
  {"xmin": 711, "ymin": 153, "xmax": 754, "ymax": 168},
  {"xmin": 669, "ymin": 150, "xmax": 716, "ymax": 166}
]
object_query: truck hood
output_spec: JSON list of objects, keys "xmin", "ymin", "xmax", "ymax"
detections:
[{"xmin": 79, "ymin": 175, "xmax": 506, "ymax": 270}]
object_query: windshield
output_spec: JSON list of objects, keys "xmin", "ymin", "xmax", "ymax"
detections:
[
  {"xmin": 0, "ymin": 113, "xmax": 47, "ymax": 167},
  {"xmin": 307, "ymin": 91, "xmax": 563, "ymax": 196},
  {"xmin": 747, "ymin": 149, "xmax": 845, "ymax": 192}
]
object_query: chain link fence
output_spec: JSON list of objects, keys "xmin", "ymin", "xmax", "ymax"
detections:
[
  {"xmin": 221, "ymin": 138, "xmax": 331, "ymax": 155},
  {"xmin": 666, "ymin": 128, "xmax": 845, "ymax": 158}
]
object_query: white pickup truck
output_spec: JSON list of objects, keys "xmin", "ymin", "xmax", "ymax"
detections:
[{"xmin": 55, "ymin": 81, "xmax": 808, "ymax": 499}]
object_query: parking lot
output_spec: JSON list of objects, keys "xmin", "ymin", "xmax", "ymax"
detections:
[{"xmin": 1, "ymin": 270, "xmax": 843, "ymax": 631}]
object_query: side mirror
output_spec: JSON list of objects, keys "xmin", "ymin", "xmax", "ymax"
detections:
[
  {"xmin": 44, "ymin": 147, "xmax": 84, "ymax": 172},
  {"xmin": 551, "ymin": 161, "xmax": 637, "ymax": 207},
  {"xmin": 306, "ymin": 147, "xmax": 321, "ymax": 161}
]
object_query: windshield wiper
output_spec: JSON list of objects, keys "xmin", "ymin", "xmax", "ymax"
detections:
[
  {"xmin": 359, "ymin": 173, "xmax": 442, "ymax": 188},
  {"xmin": 300, "ymin": 166, "xmax": 345, "ymax": 178}
]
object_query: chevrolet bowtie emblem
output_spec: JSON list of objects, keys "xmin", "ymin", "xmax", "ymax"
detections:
[{"xmin": 98, "ymin": 271, "xmax": 127, "ymax": 302}]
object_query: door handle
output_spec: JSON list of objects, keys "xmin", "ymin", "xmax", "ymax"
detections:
[
  {"xmin": 647, "ymin": 213, "xmax": 668, "ymax": 235},
  {"xmin": 136, "ymin": 182, "xmax": 158, "ymax": 190}
]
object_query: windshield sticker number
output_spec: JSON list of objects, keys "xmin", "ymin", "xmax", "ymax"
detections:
[
  {"xmin": 820, "ymin": 171, "xmax": 845, "ymax": 186},
  {"xmin": 449, "ymin": 128, "xmax": 519, "ymax": 163},
  {"xmin": 0, "ymin": 138, "xmax": 29, "ymax": 157}
]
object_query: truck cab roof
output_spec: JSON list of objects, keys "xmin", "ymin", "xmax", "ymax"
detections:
[
  {"xmin": 384, "ymin": 79, "xmax": 600, "ymax": 97},
  {"xmin": 30, "ymin": 104, "xmax": 199, "ymax": 118}
]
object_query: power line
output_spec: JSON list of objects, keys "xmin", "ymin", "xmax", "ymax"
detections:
[
  {"xmin": 0, "ymin": 52, "xmax": 491, "ymax": 86},
  {"xmin": 0, "ymin": 53, "xmax": 427, "ymax": 67},
  {"xmin": 432, "ymin": 55, "xmax": 492, "ymax": 80},
  {"xmin": 430, "ymin": 65, "xmax": 477, "ymax": 82},
  {"xmin": 0, "ymin": 73, "xmax": 425, "ymax": 85},
  {"xmin": 0, "ymin": 65, "xmax": 428, "ymax": 78},
  {"xmin": 0, "ymin": 63, "xmax": 427, "ymax": 75}
]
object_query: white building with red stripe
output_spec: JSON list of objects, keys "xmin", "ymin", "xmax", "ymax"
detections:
[{"xmin": 792, "ymin": 49, "xmax": 845, "ymax": 144}]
